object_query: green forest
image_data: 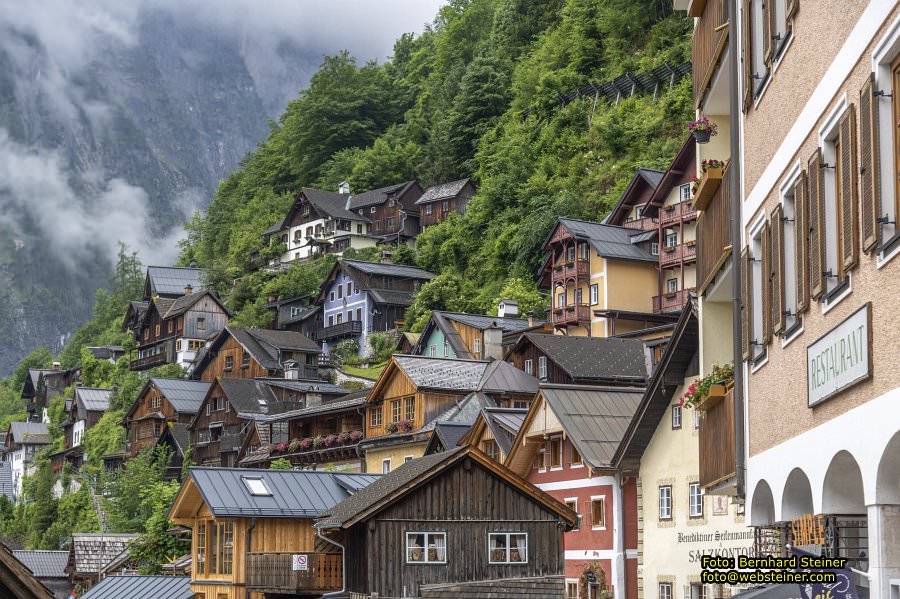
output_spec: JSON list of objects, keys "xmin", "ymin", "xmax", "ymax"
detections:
[{"xmin": 0, "ymin": 0, "xmax": 693, "ymax": 574}]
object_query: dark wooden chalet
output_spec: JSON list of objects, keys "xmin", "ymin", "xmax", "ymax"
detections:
[
  {"xmin": 266, "ymin": 295, "xmax": 322, "ymax": 338},
  {"xmin": 190, "ymin": 326, "xmax": 322, "ymax": 382},
  {"xmin": 130, "ymin": 289, "xmax": 229, "ymax": 372},
  {"xmin": 50, "ymin": 387, "xmax": 112, "ymax": 474},
  {"xmin": 122, "ymin": 378, "xmax": 211, "ymax": 458},
  {"xmin": 121, "ymin": 301, "xmax": 149, "ymax": 337},
  {"xmin": 189, "ymin": 378, "xmax": 304, "ymax": 467},
  {"xmin": 415, "ymin": 178, "xmax": 476, "ymax": 231},
  {"xmin": 603, "ymin": 167, "xmax": 664, "ymax": 230},
  {"xmin": 0, "ymin": 542, "xmax": 54, "ymax": 599},
  {"xmin": 154, "ymin": 423, "xmax": 192, "ymax": 480},
  {"xmin": 21, "ymin": 366, "xmax": 80, "ymax": 422},
  {"xmin": 315, "ymin": 446, "xmax": 577, "ymax": 599},
  {"xmin": 346, "ymin": 180, "xmax": 424, "ymax": 243},
  {"xmin": 505, "ymin": 333, "xmax": 651, "ymax": 386}
]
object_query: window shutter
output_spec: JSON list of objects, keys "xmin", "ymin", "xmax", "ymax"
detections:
[
  {"xmin": 795, "ymin": 173, "xmax": 810, "ymax": 313},
  {"xmin": 741, "ymin": 247, "xmax": 752, "ymax": 361},
  {"xmin": 839, "ymin": 104, "xmax": 859, "ymax": 273},
  {"xmin": 771, "ymin": 205, "xmax": 785, "ymax": 335},
  {"xmin": 808, "ymin": 149, "xmax": 826, "ymax": 300},
  {"xmin": 859, "ymin": 74, "xmax": 881, "ymax": 253},
  {"xmin": 761, "ymin": 219, "xmax": 772, "ymax": 345},
  {"xmin": 742, "ymin": 0, "xmax": 754, "ymax": 112},
  {"xmin": 763, "ymin": 0, "xmax": 774, "ymax": 66}
]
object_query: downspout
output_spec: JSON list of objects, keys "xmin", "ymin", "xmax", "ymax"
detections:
[
  {"xmin": 245, "ymin": 517, "xmax": 257, "ymax": 599},
  {"xmin": 614, "ymin": 472, "xmax": 627, "ymax": 597},
  {"xmin": 317, "ymin": 527, "xmax": 347, "ymax": 599},
  {"xmin": 727, "ymin": 0, "xmax": 746, "ymax": 500}
]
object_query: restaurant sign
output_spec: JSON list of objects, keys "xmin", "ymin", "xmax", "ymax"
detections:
[{"xmin": 807, "ymin": 303, "xmax": 871, "ymax": 407}]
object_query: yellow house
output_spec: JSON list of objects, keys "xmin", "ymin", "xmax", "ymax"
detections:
[
  {"xmin": 539, "ymin": 217, "xmax": 663, "ymax": 337},
  {"xmin": 167, "ymin": 467, "xmax": 378, "ymax": 599}
]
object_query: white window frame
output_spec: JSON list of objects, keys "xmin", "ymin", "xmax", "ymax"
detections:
[
  {"xmin": 382, "ymin": 459, "xmax": 391, "ymax": 474},
  {"xmin": 660, "ymin": 582, "xmax": 673, "ymax": 599},
  {"xmin": 487, "ymin": 532, "xmax": 528, "ymax": 564},
  {"xmin": 748, "ymin": 213, "xmax": 768, "ymax": 366},
  {"xmin": 538, "ymin": 356, "xmax": 547, "ymax": 379},
  {"xmin": 405, "ymin": 531, "xmax": 447, "ymax": 564},
  {"xmin": 651, "ymin": 242, "xmax": 660, "ymax": 256},
  {"xmin": 242, "ymin": 477, "xmax": 272, "ymax": 496},
  {"xmin": 689, "ymin": 482, "xmax": 704, "ymax": 518},
  {"xmin": 564, "ymin": 498, "xmax": 579, "ymax": 530},
  {"xmin": 589, "ymin": 283, "xmax": 599, "ymax": 305},
  {"xmin": 779, "ymin": 164, "xmax": 804, "ymax": 345},
  {"xmin": 672, "ymin": 404, "xmax": 682, "ymax": 429},
  {"xmin": 659, "ymin": 485, "xmax": 672, "ymax": 520},
  {"xmin": 679, "ymin": 183, "xmax": 692, "ymax": 202},
  {"xmin": 665, "ymin": 231, "xmax": 678, "ymax": 248},
  {"xmin": 473, "ymin": 338, "xmax": 481, "ymax": 355},
  {"xmin": 524, "ymin": 359, "xmax": 533, "ymax": 376},
  {"xmin": 590, "ymin": 495, "xmax": 607, "ymax": 530},
  {"xmin": 430, "ymin": 345, "xmax": 436, "ymax": 357},
  {"xmin": 873, "ymin": 24, "xmax": 900, "ymax": 264},
  {"xmin": 666, "ymin": 278, "xmax": 678, "ymax": 293}
]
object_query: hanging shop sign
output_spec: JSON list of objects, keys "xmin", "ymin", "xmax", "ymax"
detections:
[{"xmin": 807, "ymin": 303, "xmax": 871, "ymax": 408}]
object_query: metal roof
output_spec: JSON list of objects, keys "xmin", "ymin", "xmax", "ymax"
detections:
[
  {"xmin": 260, "ymin": 379, "xmax": 352, "ymax": 396},
  {"xmin": 482, "ymin": 408, "xmax": 528, "ymax": 456},
  {"xmin": 440, "ymin": 311, "xmax": 538, "ymax": 333},
  {"xmin": 347, "ymin": 180, "xmax": 417, "ymax": 210},
  {"xmin": 521, "ymin": 333, "xmax": 649, "ymax": 382},
  {"xmin": 215, "ymin": 378, "xmax": 280, "ymax": 418},
  {"xmin": 477, "ymin": 360, "xmax": 539, "ymax": 395},
  {"xmin": 150, "ymin": 379, "xmax": 211, "ymax": 414},
  {"xmin": 182, "ymin": 468, "xmax": 380, "ymax": 519},
  {"xmin": 300, "ymin": 187, "xmax": 369, "ymax": 222},
  {"xmin": 229, "ymin": 327, "xmax": 321, "ymax": 371},
  {"xmin": 551, "ymin": 218, "xmax": 657, "ymax": 262},
  {"xmin": 74, "ymin": 388, "xmax": 112, "ymax": 412},
  {"xmin": 539, "ymin": 384, "xmax": 645, "ymax": 469},
  {"xmin": 260, "ymin": 393, "xmax": 368, "ymax": 423},
  {"xmin": 0, "ymin": 463, "xmax": 13, "ymax": 502},
  {"xmin": 415, "ymin": 178, "xmax": 471, "ymax": 204},
  {"xmin": 12, "ymin": 551, "xmax": 68, "ymax": 578},
  {"xmin": 79, "ymin": 576, "xmax": 192, "ymax": 599},
  {"xmin": 432, "ymin": 422, "xmax": 473, "ymax": 451},
  {"xmin": 146, "ymin": 266, "xmax": 206, "ymax": 297},
  {"xmin": 8, "ymin": 422, "xmax": 51, "ymax": 445},
  {"xmin": 70, "ymin": 534, "xmax": 138, "ymax": 575},
  {"xmin": 343, "ymin": 259, "xmax": 436, "ymax": 280},
  {"xmin": 393, "ymin": 356, "xmax": 489, "ymax": 392},
  {"xmin": 367, "ymin": 288, "xmax": 417, "ymax": 306}
]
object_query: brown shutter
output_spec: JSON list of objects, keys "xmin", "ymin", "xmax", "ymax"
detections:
[
  {"xmin": 808, "ymin": 149, "xmax": 825, "ymax": 300},
  {"xmin": 761, "ymin": 219, "xmax": 772, "ymax": 345},
  {"xmin": 741, "ymin": 247, "xmax": 752, "ymax": 361},
  {"xmin": 839, "ymin": 104, "xmax": 859, "ymax": 273},
  {"xmin": 763, "ymin": 0, "xmax": 774, "ymax": 66},
  {"xmin": 771, "ymin": 205, "xmax": 785, "ymax": 335},
  {"xmin": 795, "ymin": 173, "xmax": 810, "ymax": 313},
  {"xmin": 859, "ymin": 74, "xmax": 881, "ymax": 253},
  {"xmin": 742, "ymin": 0, "xmax": 754, "ymax": 112}
]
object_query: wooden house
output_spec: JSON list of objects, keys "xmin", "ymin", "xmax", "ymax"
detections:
[
  {"xmin": 315, "ymin": 446, "xmax": 577, "ymax": 599},
  {"xmin": 237, "ymin": 384, "xmax": 365, "ymax": 471},
  {"xmin": 266, "ymin": 295, "xmax": 321, "ymax": 338},
  {"xmin": 121, "ymin": 301, "xmax": 149, "ymax": 337},
  {"xmin": 5, "ymin": 422, "xmax": 51, "ymax": 502},
  {"xmin": 315, "ymin": 260, "xmax": 435, "ymax": 357},
  {"xmin": 412, "ymin": 306, "xmax": 544, "ymax": 361},
  {"xmin": 153, "ymin": 423, "xmax": 191, "ymax": 480},
  {"xmin": 167, "ymin": 466, "xmax": 380, "ymax": 599},
  {"xmin": 66, "ymin": 533, "xmax": 138, "ymax": 591},
  {"xmin": 190, "ymin": 327, "xmax": 321, "ymax": 382},
  {"xmin": 505, "ymin": 384, "xmax": 645, "ymax": 599},
  {"xmin": 123, "ymin": 378, "xmax": 211, "ymax": 459},
  {"xmin": 50, "ymin": 387, "xmax": 112, "ymax": 475},
  {"xmin": 345, "ymin": 180, "xmax": 423, "ymax": 244},
  {"xmin": 86, "ymin": 346, "xmax": 126, "ymax": 364},
  {"xmin": 506, "ymin": 333, "xmax": 651, "ymax": 387},
  {"xmin": 21, "ymin": 366, "xmax": 80, "ymax": 422},
  {"xmin": 189, "ymin": 378, "xmax": 304, "ymax": 467},
  {"xmin": 423, "ymin": 421, "xmax": 474, "ymax": 456},
  {"xmin": 539, "ymin": 217, "xmax": 671, "ymax": 337},
  {"xmin": 458, "ymin": 407, "xmax": 529, "ymax": 463},
  {"xmin": 143, "ymin": 265, "xmax": 206, "ymax": 300},
  {"xmin": 130, "ymin": 289, "xmax": 230, "ymax": 372},
  {"xmin": 11, "ymin": 550, "xmax": 70, "ymax": 599},
  {"xmin": 0, "ymin": 542, "xmax": 54, "ymax": 599},
  {"xmin": 415, "ymin": 178, "xmax": 476, "ymax": 231}
]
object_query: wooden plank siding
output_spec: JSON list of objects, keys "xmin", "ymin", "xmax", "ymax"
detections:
[
  {"xmin": 191, "ymin": 379, "xmax": 247, "ymax": 466},
  {"xmin": 344, "ymin": 459, "xmax": 566, "ymax": 598},
  {"xmin": 198, "ymin": 336, "xmax": 272, "ymax": 382},
  {"xmin": 696, "ymin": 162, "xmax": 733, "ymax": 295},
  {"xmin": 126, "ymin": 386, "xmax": 190, "ymax": 457},
  {"xmin": 505, "ymin": 344, "xmax": 573, "ymax": 385}
]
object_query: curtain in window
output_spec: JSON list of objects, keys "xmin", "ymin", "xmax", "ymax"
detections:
[
  {"xmin": 510, "ymin": 534, "xmax": 527, "ymax": 562},
  {"xmin": 429, "ymin": 534, "xmax": 446, "ymax": 562},
  {"xmin": 490, "ymin": 534, "xmax": 507, "ymax": 562}
]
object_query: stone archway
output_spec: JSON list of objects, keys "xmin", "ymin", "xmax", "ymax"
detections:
[
  {"xmin": 578, "ymin": 561, "xmax": 610, "ymax": 599},
  {"xmin": 781, "ymin": 467, "xmax": 814, "ymax": 521},
  {"xmin": 750, "ymin": 479, "xmax": 776, "ymax": 526}
]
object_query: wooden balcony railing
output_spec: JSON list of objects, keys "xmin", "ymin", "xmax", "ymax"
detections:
[
  {"xmin": 696, "ymin": 163, "xmax": 733, "ymax": 295},
  {"xmin": 653, "ymin": 289, "xmax": 695, "ymax": 312},
  {"xmin": 129, "ymin": 351, "xmax": 168, "ymax": 371},
  {"xmin": 622, "ymin": 218, "xmax": 658, "ymax": 231},
  {"xmin": 317, "ymin": 320, "xmax": 363, "ymax": 342},
  {"xmin": 699, "ymin": 385, "xmax": 736, "ymax": 489},
  {"xmin": 692, "ymin": 0, "xmax": 728, "ymax": 106},
  {"xmin": 660, "ymin": 201, "xmax": 698, "ymax": 226},
  {"xmin": 246, "ymin": 552, "xmax": 342, "ymax": 594},
  {"xmin": 659, "ymin": 243, "xmax": 696, "ymax": 267},
  {"xmin": 551, "ymin": 304, "xmax": 591, "ymax": 326},
  {"xmin": 551, "ymin": 259, "xmax": 590, "ymax": 282}
]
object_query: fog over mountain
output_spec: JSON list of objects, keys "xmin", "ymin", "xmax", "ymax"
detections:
[{"xmin": 0, "ymin": 0, "xmax": 443, "ymax": 374}]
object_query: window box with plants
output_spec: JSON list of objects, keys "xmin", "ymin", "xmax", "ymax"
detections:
[
  {"xmin": 691, "ymin": 159, "xmax": 726, "ymax": 211},
  {"xmin": 680, "ymin": 362, "xmax": 734, "ymax": 412}
]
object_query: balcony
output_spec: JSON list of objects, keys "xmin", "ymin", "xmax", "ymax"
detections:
[
  {"xmin": 660, "ymin": 201, "xmax": 698, "ymax": 226},
  {"xmin": 659, "ymin": 242, "xmax": 697, "ymax": 267},
  {"xmin": 696, "ymin": 162, "xmax": 733, "ymax": 295},
  {"xmin": 653, "ymin": 289, "xmax": 695, "ymax": 313},
  {"xmin": 699, "ymin": 384, "xmax": 735, "ymax": 489},
  {"xmin": 622, "ymin": 217, "xmax": 658, "ymax": 231},
  {"xmin": 317, "ymin": 320, "xmax": 363, "ymax": 342},
  {"xmin": 246, "ymin": 552, "xmax": 342, "ymax": 595},
  {"xmin": 692, "ymin": 0, "xmax": 728, "ymax": 106},
  {"xmin": 550, "ymin": 303, "xmax": 591, "ymax": 327},
  {"xmin": 550, "ymin": 259, "xmax": 590, "ymax": 282},
  {"xmin": 129, "ymin": 351, "xmax": 168, "ymax": 371}
]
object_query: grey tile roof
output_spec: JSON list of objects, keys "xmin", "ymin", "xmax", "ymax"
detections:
[
  {"xmin": 415, "ymin": 178, "xmax": 471, "ymax": 205},
  {"xmin": 629, "ymin": 229, "xmax": 658, "ymax": 243},
  {"xmin": 259, "ymin": 393, "xmax": 368, "ymax": 424},
  {"xmin": 477, "ymin": 360, "xmax": 540, "ymax": 395},
  {"xmin": 637, "ymin": 167, "xmax": 665, "ymax": 188},
  {"xmin": 393, "ymin": 356, "xmax": 489, "ymax": 392},
  {"xmin": 74, "ymin": 387, "xmax": 112, "ymax": 412},
  {"xmin": 79, "ymin": 576, "xmax": 192, "ymax": 599},
  {"xmin": 150, "ymin": 378, "xmax": 212, "ymax": 414},
  {"xmin": 0, "ymin": 462, "xmax": 13, "ymax": 502},
  {"xmin": 153, "ymin": 297, "xmax": 176, "ymax": 316},
  {"xmin": 217, "ymin": 378, "xmax": 280, "ymax": 418},
  {"xmin": 229, "ymin": 327, "xmax": 321, "ymax": 371},
  {"xmin": 146, "ymin": 266, "xmax": 206, "ymax": 297},
  {"xmin": 164, "ymin": 423, "xmax": 191, "ymax": 454},
  {"xmin": 482, "ymin": 408, "xmax": 528, "ymax": 456},
  {"xmin": 70, "ymin": 534, "xmax": 138, "ymax": 575},
  {"xmin": 523, "ymin": 333, "xmax": 649, "ymax": 382},
  {"xmin": 300, "ymin": 187, "xmax": 369, "ymax": 222},
  {"xmin": 367, "ymin": 288, "xmax": 416, "ymax": 306},
  {"xmin": 180, "ymin": 467, "xmax": 380, "ymax": 519},
  {"xmin": 12, "ymin": 551, "xmax": 68, "ymax": 578},
  {"xmin": 540, "ymin": 384, "xmax": 644, "ymax": 469},
  {"xmin": 262, "ymin": 217, "xmax": 285, "ymax": 236},
  {"xmin": 554, "ymin": 218, "xmax": 657, "ymax": 262},
  {"xmin": 440, "ymin": 311, "xmax": 539, "ymax": 333},
  {"xmin": 432, "ymin": 422, "xmax": 472, "ymax": 451},
  {"xmin": 87, "ymin": 346, "xmax": 125, "ymax": 360},
  {"xmin": 260, "ymin": 379, "xmax": 352, "ymax": 396},
  {"xmin": 8, "ymin": 422, "xmax": 51, "ymax": 445},
  {"xmin": 347, "ymin": 180, "xmax": 417, "ymax": 210},
  {"xmin": 343, "ymin": 259, "xmax": 436, "ymax": 280}
]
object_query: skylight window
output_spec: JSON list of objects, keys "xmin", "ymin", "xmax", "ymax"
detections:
[{"xmin": 242, "ymin": 477, "xmax": 272, "ymax": 496}]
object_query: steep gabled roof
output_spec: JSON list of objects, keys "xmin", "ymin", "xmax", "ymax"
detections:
[
  {"xmin": 144, "ymin": 266, "xmax": 206, "ymax": 299},
  {"xmin": 431, "ymin": 422, "xmax": 473, "ymax": 452},
  {"xmin": 413, "ymin": 310, "xmax": 542, "ymax": 359},
  {"xmin": 644, "ymin": 135, "xmax": 696, "ymax": 218},
  {"xmin": 69, "ymin": 534, "xmax": 138, "ymax": 576},
  {"xmin": 150, "ymin": 378, "xmax": 211, "ymax": 414},
  {"xmin": 12, "ymin": 550, "xmax": 68, "ymax": 578},
  {"xmin": 215, "ymin": 378, "xmax": 280, "ymax": 419},
  {"xmin": 347, "ymin": 180, "xmax": 419, "ymax": 210},
  {"xmin": 390, "ymin": 356, "xmax": 489, "ymax": 393},
  {"xmin": 316, "ymin": 446, "xmax": 577, "ymax": 530},
  {"xmin": 315, "ymin": 260, "xmax": 435, "ymax": 305},
  {"xmin": 514, "ymin": 333, "xmax": 650, "ymax": 383},
  {"xmin": 300, "ymin": 187, "xmax": 369, "ymax": 222},
  {"xmin": 74, "ymin": 387, "xmax": 113, "ymax": 413},
  {"xmin": 156, "ymin": 422, "xmax": 191, "ymax": 456},
  {"xmin": 227, "ymin": 327, "xmax": 321, "ymax": 371},
  {"xmin": 544, "ymin": 218, "xmax": 657, "ymax": 263},
  {"xmin": 79, "ymin": 575, "xmax": 192, "ymax": 599},
  {"xmin": 0, "ymin": 542, "xmax": 54, "ymax": 599},
  {"xmin": 8, "ymin": 422, "xmax": 51, "ymax": 445},
  {"xmin": 169, "ymin": 468, "xmax": 380, "ymax": 520},
  {"xmin": 161, "ymin": 289, "xmax": 230, "ymax": 320},
  {"xmin": 482, "ymin": 407, "xmax": 529, "ymax": 456},
  {"xmin": 415, "ymin": 178, "xmax": 472, "ymax": 205},
  {"xmin": 604, "ymin": 167, "xmax": 665, "ymax": 225},
  {"xmin": 477, "ymin": 360, "xmax": 540, "ymax": 395}
]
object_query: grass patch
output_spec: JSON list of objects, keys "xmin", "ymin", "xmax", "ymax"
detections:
[{"xmin": 341, "ymin": 362, "xmax": 387, "ymax": 379}]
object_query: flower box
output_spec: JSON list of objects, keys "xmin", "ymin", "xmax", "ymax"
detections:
[
  {"xmin": 697, "ymin": 381, "xmax": 733, "ymax": 412},
  {"xmin": 692, "ymin": 167, "xmax": 724, "ymax": 211}
]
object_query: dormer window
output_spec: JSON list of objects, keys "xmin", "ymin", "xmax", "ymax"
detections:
[
  {"xmin": 242, "ymin": 477, "xmax": 272, "ymax": 496},
  {"xmin": 370, "ymin": 206, "xmax": 377, "ymax": 214}
]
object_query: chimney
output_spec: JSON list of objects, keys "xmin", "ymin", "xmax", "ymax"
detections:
[
  {"xmin": 52, "ymin": 362, "xmax": 61, "ymax": 370},
  {"xmin": 184, "ymin": 284, "xmax": 193, "ymax": 296},
  {"xmin": 380, "ymin": 250, "xmax": 393, "ymax": 264},
  {"xmin": 483, "ymin": 325, "xmax": 503, "ymax": 361},
  {"xmin": 284, "ymin": 361, "xmax": 300, "ymax": 380},
  {"xmin": 497, "ymin": 299, "xmax": 519, "ymax": 318},
  {"xmin": 528, "ymin": 313, "xmax": 537, "ymax": 327},
  {"xmin": 189, "ymin": 260, "xmax": 197, "ymax": 268},
  {"xmin": 338, "ymin": 181, "xmax": 350, "ymax": 195}
]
